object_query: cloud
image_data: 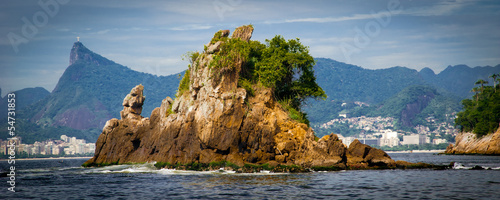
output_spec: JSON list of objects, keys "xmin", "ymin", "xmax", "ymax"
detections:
[
  {"xmin": 283, "ymin": 12, "xmax": 393, "ymax": 23},
  {"xmin": 96, "ymin": 29, "xmax": 111, "ymax": 34},
  {"xmin": 267, "ymin": 0, "xmax": 471, "ymax": 25},
  {"xmin": 170, "ymin": 24, "xmax": 213, "ymax": 31},
  {"xmin": 401, "ymin": 0, "xmax": 470, "ymax": 17}
]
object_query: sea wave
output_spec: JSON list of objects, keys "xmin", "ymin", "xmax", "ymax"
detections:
[
  {"xmin": 452, "ymin": 162, "xmax": 500, "ymax": 170},
  {"xmin": 81, "ymin": 162, "xmax": 290, "ymax": 175}
]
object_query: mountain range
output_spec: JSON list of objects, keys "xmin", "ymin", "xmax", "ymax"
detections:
[
  {"xmin": 1, "ymin": 42, "xmax": 498, "ymax": 143},
  {"xmin": 1, "ymin": 42, "xmax": 181, "ymax": 143},
  {"xmin": 303, "ymin": 58, "xmax": 499, "ymax": 125}
]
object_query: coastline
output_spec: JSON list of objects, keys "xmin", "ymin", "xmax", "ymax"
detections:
[
  {"xmin": 1, "ymin": 156, "xmax": 92, "ymax": 161},
  {"xmin": 386, "ymin": 150, "xmax": 444, "ymax": 153}
]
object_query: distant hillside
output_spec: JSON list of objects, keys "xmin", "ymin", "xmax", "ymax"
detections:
[
  {"xmin": 0, "ymin": 87, "xmax": 50, "ymax": 120},
  {"xmin": 311, "ymin": 58, "xmax": 426, "ymax": 104},
  {"xmin": 362, "ymin": 85, "xmax": 461, "ymax": 129},
  {"xmin": 0, "ymin": 42, "xmax": 182, "ymax": 143},
  {"xmin": 304, "ymin": 58, "xmax": 499, "ymax": 125},
  {"xmin": 420, "ymin": 64, "xmax": 500, "ymax": 99},
  {"xmin": 25, "ymin": 42, "xmax": 181, "ymax": 130}
]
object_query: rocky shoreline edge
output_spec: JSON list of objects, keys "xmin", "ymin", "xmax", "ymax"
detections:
[{"xmin": 445, "ymin": 129, "xmax": 500, "ymax": 155}]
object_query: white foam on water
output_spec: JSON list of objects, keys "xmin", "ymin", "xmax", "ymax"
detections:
[
  {"xmin": 451, "ymin": 162, "xmax": 500, "ymax": 170},
  {"xmin": 18, "ymin": 168, "xmax": 53, "ymax": 173},
  {"xmin": 81, "ymin": 161, "xmax": 292, "ymax": 175},
  {"xmin": 452, "ymin": 162, "xmax": 471, "ymax": 170},
  {"xmin": 84, "ymin": 162, "xmax": 157, "ymax": 174}
]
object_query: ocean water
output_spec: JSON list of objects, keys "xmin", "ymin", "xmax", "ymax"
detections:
[{"xmin": 1, "ymin": 153, "xmax": 500, "ymax": 199}]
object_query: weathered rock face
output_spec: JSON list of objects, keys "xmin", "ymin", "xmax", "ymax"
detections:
[
  {"xmin": 346, "ymin": 139, "xmax": 395, "ymax": 168},
  {"xmin": 120, "ymin": 84, "xmax": 145, "ymax": 120},
  {"xmin": 445, "ymin": 129, "xmax": 500, "ymax": 155},
  {"xmin": 84, "ymin": 26, "xmax": 397, "ymax": 170},
  {"xmin": 400, "ymin": 92, "xmax": 434, "ymax": 127}
]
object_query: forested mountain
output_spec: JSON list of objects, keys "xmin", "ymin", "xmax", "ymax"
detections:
[
  {"xmin": 420, "ymin": 64, "xmax": 500, "ymax": 99},
  {"xmin": 304, "ymin": 58, "xmax": 499, "ymax": 125},
  {"xmin": 25, "ymin": 42, "xmax": 181, "ymax": 130},
  {"xmin": 311, "ymin": 58, "xmax": 426, "ymax": 104},
  {"xmin": 0, "ymin": 42, "xmax": 181, "ymax": 143},
  {"xmin": 0, "ymin": 87, "xmax": 50, "ymax": 120},
  {"xmin": 361, "ymin": 85, "xmax": 461, "ymax": 129}
]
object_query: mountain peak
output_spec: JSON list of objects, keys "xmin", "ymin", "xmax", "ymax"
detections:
[
  {"xmin": 69, "ymin": 42, "xmax": 115, "ymax": 66},
  {"xmin": 420, "ymin": 67, "xmax": 435, "ymax": 75}
]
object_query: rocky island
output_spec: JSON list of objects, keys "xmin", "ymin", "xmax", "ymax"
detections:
[
  {"xmin": 84, "ymin": 25, "xmax": 439, "ymax": 171},
  {"xmin": 445, "ymin": 129, "xmax": 500, "ymax": 155},
  {"xmin": 445, "ymin": 75, "xmax": 500, "ymax": 155}
]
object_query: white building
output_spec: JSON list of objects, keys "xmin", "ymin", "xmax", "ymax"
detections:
[
  {"xmin": 433, "ymin": 138, "xmax": 447, "ymax": 145},
  {"xmin": 76, "ymin": 139, "xmax": 86, "ymax": 144},
  {"xmin": 52, "ymin": 146, "xmax": 61, "ymax": 155},
  {"xmin": 372, "ymin": 130, "xmax": 400, "ymax": 147},
  {"xmin": 337, "ymin": 134, "xmax": 356, "ymax": 147},
  {"xmin": 69, "ymin": 137, "xmax": 77, "ymax": 144},
  {"xmin": 64, "ymin": 145, "xmax": 76, "ymax": 155},
  {"xmin": 60, "ymin": 135, "xmax": 69, "ymax": 143},
  {"xmin": 403, "ymin": 134, "xmax": 429, "ymax": 145},
  {"xmin": 85, "ymin": 143, "xmax": 96, "ymax": 154}
]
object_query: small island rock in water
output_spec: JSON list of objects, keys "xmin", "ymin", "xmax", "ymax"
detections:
[{"xmin": 84, "ymin": 25, "xmax": 434, "ymax": 171}]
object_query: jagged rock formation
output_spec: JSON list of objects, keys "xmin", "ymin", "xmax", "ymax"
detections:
[
  {"xmin": 84, "ymin": 26, "xmax": 403, "ymax": 170},
  {"xmin": 445, "ymin": 129, "xmax": 500, "ymax": 155},
  {"xmin": 120, "ymin": 84, "xmax": 146, "ymax": 120}
]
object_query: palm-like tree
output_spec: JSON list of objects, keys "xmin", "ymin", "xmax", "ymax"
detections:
[
  {"xmin": 471, "ymin": 87, "xmax": 479, "ymax": 102},
  {"xmin": 475, "ymin": 79, "xmax": 488, "ymax": 93},
  {"xmin": 491, "ymin": 74, "xmax": 499, "ymax": 92}
]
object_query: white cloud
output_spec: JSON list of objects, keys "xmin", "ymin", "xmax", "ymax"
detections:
[
  {"xmin": 170, "ymin": 24, "xmax": 213, "ymax": 31},
  {"xmin": 283, "ymin": 12, "xmax": 393, "ymax": 23},
  {"xmin": 268, "ymin": 0, "xmax": 471, "ymax": 25},
  {"xmin": 401, "ymin": 0, "xmax": 470, "ymax": 17},
  {"xmin": 96, "ymin": 29, "xmax": 111, "ymax": 35}
]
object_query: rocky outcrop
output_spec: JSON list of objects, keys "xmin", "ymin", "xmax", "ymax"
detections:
[
  {"xmin": 347, "ymin": 139, "xmax": 395, "ymax": 168},
  {"xmin": 445, "ymin": 129, "xmax": 500, "ymax": 155},
  {"xmin": 120, "ymin": 84, "xmax": 145, "ymax": 120},
  {"xmin": 84, "ymin": 26, "xmax": 416, "ymax": 171},
  {"xmin": 69, "ymin": 41, "xmax": 115, "ymax": 66},
  {"xmin": 400, "ymin": 92, "xmax": 434, "ymax": 127}
]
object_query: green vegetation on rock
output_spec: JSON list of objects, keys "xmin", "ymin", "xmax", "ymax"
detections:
[
  {"xmin": 455, "ymin": 75, "xmax": 500, "ymax": 137},
  {"xmin": 154, "ymin": 160, "xmax": 308, "ymax": 173},
  {"xmin": 201, "ymin": 27, "xmax": 327, "ymax": 124},
  {"xmin": 254, "ymin": 36, "xmax": 327, "ymax": 111},
  {"xmin": 176, "ymin": 69, "xmax": 190, "ymax": 97}
]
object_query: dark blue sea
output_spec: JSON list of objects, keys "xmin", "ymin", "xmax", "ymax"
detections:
[{"xmin": 2, "ymin": 153, "xmax": 500, "ymax": 199}]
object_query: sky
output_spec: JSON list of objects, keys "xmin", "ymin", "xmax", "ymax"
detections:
[{"xmin": 1, "ymin": 0, "xmax": 499, "ymax": 97}]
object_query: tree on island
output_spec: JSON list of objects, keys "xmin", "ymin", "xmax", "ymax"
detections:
[
  {"xmin": 475, "ymin": 79, "xmax": 488, "ymax": 93},
  {"xmin": 209, "ymin": 30, "xmax": 327, "ymax": 125},
  {"xmin": 470, "ymin": 87, "xmax": 479, "ymax": 102},
  {"xmin": 455, "ymin": 75, "xmax": 500, "ymax": 137},
  {"xmin": 490, "ymin": 74, "xmax": 499, "ymax": 93}
]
